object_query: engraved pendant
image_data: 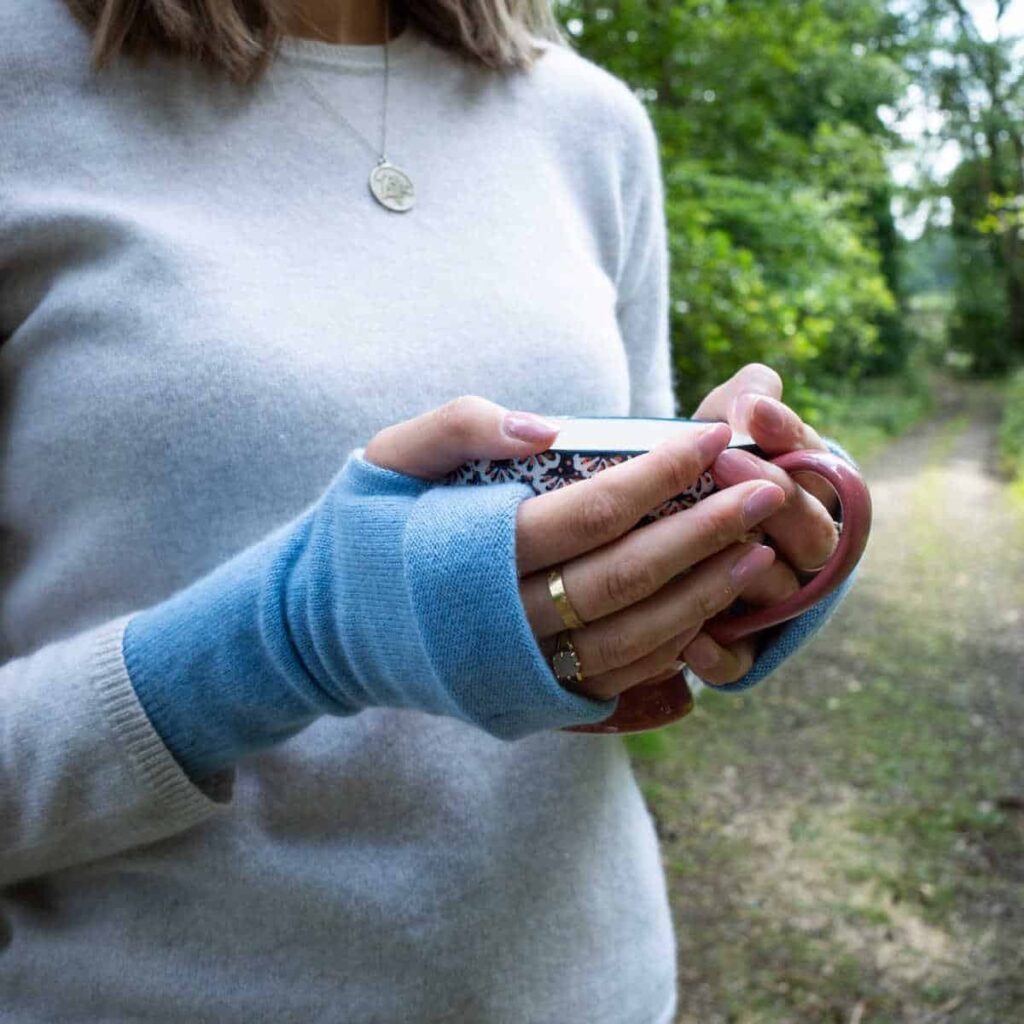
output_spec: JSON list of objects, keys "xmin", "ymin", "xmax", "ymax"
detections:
[{"xmin": 369, "ymin": 160, "xmax": 415, "ymax": 212}]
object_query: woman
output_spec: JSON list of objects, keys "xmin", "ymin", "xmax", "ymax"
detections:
[{"xmin": 0, "ymin": 1, "xmax": 857, "ymax": 1020}]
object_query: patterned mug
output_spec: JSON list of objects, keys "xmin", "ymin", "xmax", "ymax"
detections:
[{"xmin": 442, "ymin": 416, "xmax": 872, "ymax": 734}]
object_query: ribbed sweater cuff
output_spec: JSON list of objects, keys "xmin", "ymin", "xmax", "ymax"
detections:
[{"xmin": 95, "ymin": 614, "xmax": 234, "ymax": 810}]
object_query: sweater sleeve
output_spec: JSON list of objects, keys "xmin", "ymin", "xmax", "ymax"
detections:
[
  {"xmin": 121, "ymin": 449, "xmax": 617, "ymax": 784},
  {"xmin": 613, "ymin": 90, "xmax": 678, "ymax": 421},
  {"xmin": 0, "ymin": 613, "xmax": 234, "ymax": 888},
  {"xmin": 2, "ymin": 450, "xmax": 619, "ymax": 887}
]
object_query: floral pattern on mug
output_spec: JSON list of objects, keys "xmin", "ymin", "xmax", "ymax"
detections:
[{"xmin": 443, "ymin": 450, "xmax": 718, "ymax": 527}]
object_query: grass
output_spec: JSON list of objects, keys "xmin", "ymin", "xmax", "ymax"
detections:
[{"xmin": 634, "ymin": 629, "xmax": 1021, "ymax": 1020}]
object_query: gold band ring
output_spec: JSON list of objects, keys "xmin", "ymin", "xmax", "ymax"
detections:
[{"xmin": 547, "ymin": 566, "xmax": 587, "ymax": 629}]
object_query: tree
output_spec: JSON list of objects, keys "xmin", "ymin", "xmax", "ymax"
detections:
[
  {"xmin": 557, "ymin": 0, "xmax": 911, "ymax": 411},
  {"xmin": 910, "ymin": 0, "xmax": 1024, "ymax": 371}
]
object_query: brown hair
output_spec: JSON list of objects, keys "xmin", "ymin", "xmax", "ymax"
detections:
[{"xmin": 62, "ymin": 0, "xmax": 569, "ymax": 85}]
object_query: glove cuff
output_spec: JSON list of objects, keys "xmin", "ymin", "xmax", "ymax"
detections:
[{"xmin": 403, "ymin": 481, "xmax": 618, "ymax": 738}]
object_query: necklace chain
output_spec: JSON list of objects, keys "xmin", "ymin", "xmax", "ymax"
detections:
[
  {"xmin": 281, "ymin": 3, "xmax": 415, "ymax": 211},
  {"xmin": 285, "ymin": 4, "xmax": 391, "ymax": 163},
  {"xmin": 290, "ymin": 61, "xmax": 388, "ymax": 165}
]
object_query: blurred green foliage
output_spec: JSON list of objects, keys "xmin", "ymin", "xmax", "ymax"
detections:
[
  {"xmin": 557, "ymin": 0, "xmax": 912, "ymax": 416},
  {"xmin": 556, "ymin": 1, "xmax": 1024, "ymax": 414},
  {"xmin": 999, "ymin": 366, "xmax": 1024, "ymax": 488},
  {"xmin": 803, "ymin": 368, "xmax": 934, "ymax": 463},
  {"xmin": 895, "ymin": 1, "xmax": 1024, "ymax": 374},
  {"xmin": 901, "ymin": 228, "xmax": 956, "ymax": 296},
  {"xmin": 945, "ymin": 155, "xmax": 1023, "ymax": 373}
]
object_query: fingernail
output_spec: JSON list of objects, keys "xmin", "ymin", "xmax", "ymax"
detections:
[
  {"xmin": 686, "ymin": 635, "xmax": 720, "ymax": 672},
  {"xmin": 754, "ymin": 396, "xmax": 786, "ymax": 433},
  {"xmin": 502, "ymin": 411, "xmax": 562, "ymax": 442},
  {"xmin": 715, "ymin": 448, "xmax": 760, "ymax": 479},
  {"xmin": 742, "ymin": 482, "xmax": 786, "ymax": 527},
  {"xmin": 698, "ymin": 422, "xmax": 731, "ymax": 462},
  {"xmin": 730, "ymin": 544, "xmax": 775, "ymax": 587}
]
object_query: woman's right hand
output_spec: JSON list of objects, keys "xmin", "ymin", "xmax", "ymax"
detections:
[{"xmin": 363, "ymin": 395, "xmax": 790, "ymax": 704}]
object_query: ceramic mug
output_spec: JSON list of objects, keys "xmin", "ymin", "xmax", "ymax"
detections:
[{"xmin": 442, "ymin": 416, "xmax": 872, "ymax": 734}]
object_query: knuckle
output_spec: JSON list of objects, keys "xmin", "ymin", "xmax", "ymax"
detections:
[
  {"xmin": 569, "ymin": 486, "xmax": 630, "ymax": 542},
  {"xmin": 436, "ymin": 395, "xmax": 485, "ymax": 440},
  {"xmin": 744, "ymin": 362, "xmax": 783, "ymax": 393},
  {"xmin": 694, "ymin": 582, "xmax": 731, "ymax": 622},
  {"xmin": 602, "ymin": 555, "xmax": 655, "ymax": 609},
  {"xmin": 674, "ymin": 623, "xmax": 702, "ymax": 649},
  {"xmin": 702, "ymin": 504, "xmax": 740, "ymax": 552},
  {"xmin": 597, "ymin": 627, "xmax": 644, "ymax": 671},
  {"xmin": 648, "ymin": 446, "xmax": 700, "ymax": 495}
]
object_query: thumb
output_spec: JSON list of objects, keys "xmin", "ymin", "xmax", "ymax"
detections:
[
  {"xmin": 362, "ymin": 395, "xmax": 564, "ymax": 480},
  {"xmin": 691, "ymin": 362, "xmax": 783, "ymax": 421}
]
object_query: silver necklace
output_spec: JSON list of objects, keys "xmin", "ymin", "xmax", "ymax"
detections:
[{"xmin": 285, "ymin": 3, "xmax": 415, "ymax": 213}]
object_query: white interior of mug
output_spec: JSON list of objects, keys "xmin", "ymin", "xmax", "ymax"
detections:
[{"xmin": 544, "ymin": 416, "xmax": 756, "ymax": 453}]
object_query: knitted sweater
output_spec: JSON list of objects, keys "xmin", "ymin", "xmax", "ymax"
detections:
[{"xmin": 0, "ymin": 4, "xmax": 855, "ymax": 1021}]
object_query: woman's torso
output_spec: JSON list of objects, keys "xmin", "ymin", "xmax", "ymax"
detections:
[{"xmin": 0, "ymin": 5, "xmax": 677, "ymax": 1021}]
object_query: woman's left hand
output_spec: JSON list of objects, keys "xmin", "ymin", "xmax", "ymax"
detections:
[{"xmin": 679, "ymin": 362, "xmax": 841, "ymax": 685}]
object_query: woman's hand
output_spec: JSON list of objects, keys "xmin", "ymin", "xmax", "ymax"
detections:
[
  {"xmin": 364, "ymin": 395, "xmax": 787, "ymax": 703},
  {"xmin": 679, "ymin": 362, "xmax": 842, "ymax": 685}
]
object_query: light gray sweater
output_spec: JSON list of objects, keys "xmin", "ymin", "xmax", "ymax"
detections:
[{"xmin": 0, "ymin": 4, "xmax": 681, "ymax": 1021}]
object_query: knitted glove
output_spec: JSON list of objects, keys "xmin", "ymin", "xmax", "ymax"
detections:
[{"xmin": 123, "ymin": 449, "xmax": 615, "ymax": 781}]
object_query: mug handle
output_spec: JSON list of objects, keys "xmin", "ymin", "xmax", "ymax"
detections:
[{"xmin": 703, "ymin": 449, "xmax": 872, "ymax": 648}]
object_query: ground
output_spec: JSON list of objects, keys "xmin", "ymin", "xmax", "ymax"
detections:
[{"xmin": 628, "ymin": 377, "xmax": 1024, "ymax": 1024}]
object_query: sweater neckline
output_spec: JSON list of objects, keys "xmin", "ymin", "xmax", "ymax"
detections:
[{"xmin": 275, "ymin": 17, "xmax": 427, "ymax": 72}]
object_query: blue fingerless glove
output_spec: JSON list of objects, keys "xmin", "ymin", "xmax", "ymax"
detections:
[
  {"xmin": 701, "ymin": 436, "xmax": 862, "ymax": 693},
  {"xmin": 123, "ymin": 449, "xmax": 616, "ymax": 781}
]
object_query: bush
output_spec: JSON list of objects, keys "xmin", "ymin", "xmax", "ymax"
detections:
[
  {"xmin": 668, "ymin": 165, "xmax": 896, "ymax": 416},
  {"xmin": 802, "ymin": 365, "xmax": 934, "ymax": 463}
]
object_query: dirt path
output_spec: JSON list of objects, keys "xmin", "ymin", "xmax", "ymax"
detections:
[{"xmin": 631, "ymin": 378, "xmax": 1024, "ymax": 1024}]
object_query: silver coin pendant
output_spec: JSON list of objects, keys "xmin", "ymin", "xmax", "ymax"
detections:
[{"xmin": 369, "ymin": 161, "xmax": 415, "ymax": 212}]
